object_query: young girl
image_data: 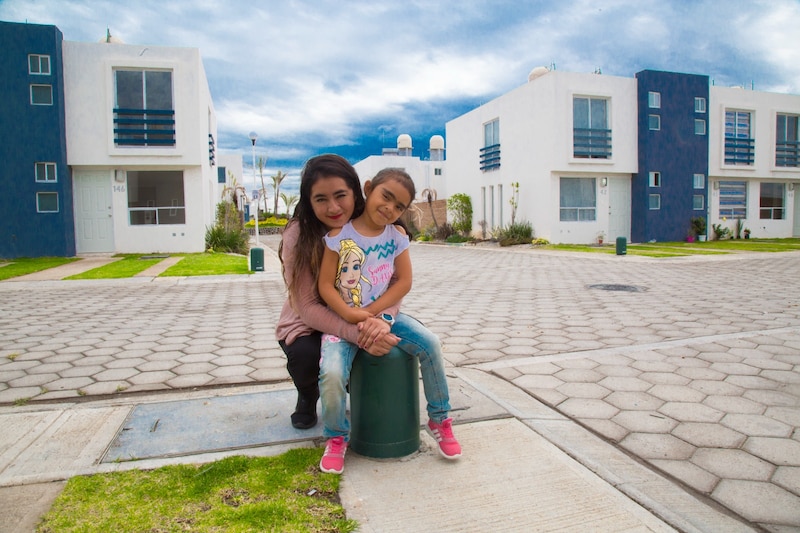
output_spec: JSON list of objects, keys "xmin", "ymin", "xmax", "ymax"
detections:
[{"xmin": 316, "ymin": 168, "xmax": 461, "ymax": 474}]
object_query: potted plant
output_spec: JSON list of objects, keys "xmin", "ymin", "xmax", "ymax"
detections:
[
  {"xmin": 744, "ymin": 228, "xmax": 751, "ymax": 239},
  {"xmin": 596, "ymin": 231, "xmax": 605, "ymax": 245},
  {"xmin": 690, "ymin": 216, "xmax": 707, "ymax": 241}
]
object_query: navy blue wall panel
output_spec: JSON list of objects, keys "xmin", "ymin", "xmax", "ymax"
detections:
[
  {"xmin": 633, "ymin": 70, "xmax": 709, "ymax": 243},
  {"xmin": 0, "ymin": 21, "xmax": 75, "ymax": 258}
]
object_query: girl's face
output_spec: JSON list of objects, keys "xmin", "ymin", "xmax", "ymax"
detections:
[
  {"xmin": 364, "ymin": 178, "xmax": 412, "ymax": 227},
  {"xmin": 310, "ymin": 176, "xmax": 356, "ymax": 230}
]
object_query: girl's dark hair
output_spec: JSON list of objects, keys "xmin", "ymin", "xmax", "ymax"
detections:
[
  {"xmin": 279, "ymin": 154, "xmax": 365, "ymax": 302},
  {"xmin": 371, "ymin": 167, "xmax": 416, "ymax": 203}
]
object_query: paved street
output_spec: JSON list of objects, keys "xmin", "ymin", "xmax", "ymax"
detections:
[{"xmin": 1, "ymin": 238, "xmax": 799, "ymax": 530}]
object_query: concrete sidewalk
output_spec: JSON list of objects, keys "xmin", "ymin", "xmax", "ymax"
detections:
[{"xmin": 0, "ymin": 373, "xmax": 754, "ymax": 533}]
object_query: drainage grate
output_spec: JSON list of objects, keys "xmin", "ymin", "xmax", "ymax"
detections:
[{"xmin": 587, "ymin": 284, "xmax": 647, "ymax": 292}]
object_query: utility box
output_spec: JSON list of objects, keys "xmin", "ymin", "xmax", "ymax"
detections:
[
  {"xmin": 249, "ymin": 247, "xmax": 264, "ymax": 271},
  {"xmin": 616, "ymin": 237, "xmax": 627, "ymax": 256}
]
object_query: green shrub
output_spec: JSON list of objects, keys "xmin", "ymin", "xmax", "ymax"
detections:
[
  {"xmin": 494, "ymin": 221, "xmax": 534, "ymax": 246},
  {"xmin": 447, "ymin": 193, "xmax": 473, "ymax": 235},
  {"xmin": 206, "ymin": 201, "xmax": 249, "ymax": 254}
]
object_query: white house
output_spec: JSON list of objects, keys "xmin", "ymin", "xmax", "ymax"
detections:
[
  {"xmin": 63, "ymin": 35, "xmax": 219, "ymax": 254},
  {"xmin": 355, "ymin": 134, "xmax": 448, "ymax": 201},
  {"xmin": 445, "ymin": 67, "xmax": 800, "ymax": 243}
]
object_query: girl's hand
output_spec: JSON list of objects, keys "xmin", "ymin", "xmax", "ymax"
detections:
[{"xmin": 357, "ymin": 317, "xmax": 399, "ymax": 355}]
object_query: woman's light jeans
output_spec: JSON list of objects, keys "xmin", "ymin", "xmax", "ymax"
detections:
[{"xmin": 319, "ymin": 313, "xmax": 451, "ymax": 440}]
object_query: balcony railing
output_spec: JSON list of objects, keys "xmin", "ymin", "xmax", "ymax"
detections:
[
  {"xmin": 724, "ymin": 137, "xmax": 754, "ymax": 165},
  {"xmin": 776, "ymin": 140, "xmax": 799, "ymax": 167},
  {"xmin": 573, "ymin": 128, "xmax": 612, "ymax": 159},
  {"xmin": 114, "ymin": 108, "xmax": 176, "ymax": 146},
  {"xmin": 480, "ymin": 144, "xmax": 501, "ymax": 171},
  {"xmin": 209, "ymin": 133, "xmax": 216, "ymax": 166}
]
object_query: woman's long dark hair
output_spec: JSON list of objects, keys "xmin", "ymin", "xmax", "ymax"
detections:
[{"xmin": 279, "ymin": 154, "xmax": 365, "ymax": 303}]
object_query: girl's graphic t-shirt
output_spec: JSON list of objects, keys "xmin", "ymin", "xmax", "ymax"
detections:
[{"xmin": 323, "ymin": 222, "xmax": 409, "ymax": 308}]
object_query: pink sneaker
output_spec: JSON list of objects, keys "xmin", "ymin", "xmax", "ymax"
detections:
[
  {"xmin": 427, "ymin": 418, "xmax": 461, "ymax": 459},
  {"xmin": 320, "ymin": 436, "xmax": 347, "ymax": 474}
]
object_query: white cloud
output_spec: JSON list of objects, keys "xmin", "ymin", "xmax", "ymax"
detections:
[{"xmin": 2, "ymin": 0, "xmax": 798, "ymax": 167}]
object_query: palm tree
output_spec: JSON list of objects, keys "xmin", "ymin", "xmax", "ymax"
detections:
[
  {"xmin": 421, "ymin": 187, "xmax": 438, "ymax": 230},
  {"xmin": 271, "ymin": 170, "xmax": 287, "ymax": 217},
  {"xmin": 257, "ymin": 156, "xmax": 268, "ymax": 218},
  {"xmin": 280, "ymin": 192, "xmax": 299, "ymax": 216},
  {"xmin": 220, "ymin": 171, "xmax": 248, "ymax": 226}
]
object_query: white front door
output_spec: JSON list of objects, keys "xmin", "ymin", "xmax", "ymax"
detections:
[
  {"xmin": 607, "ymin": 177, "xmax": 631, "ymax": 242},
  {"xmin": 74, "ymin": 171, "xmax": 114, "ymax": 253}
]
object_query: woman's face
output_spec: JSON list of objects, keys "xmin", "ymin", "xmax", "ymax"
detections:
[{"xmin": 309, "ymin": 176, "xmax": 356, "ymax": 230}]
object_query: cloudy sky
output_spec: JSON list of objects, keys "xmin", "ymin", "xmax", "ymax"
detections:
[{"xmin": 2, "ymin": 0, "xmax": 799, "ymax": 192}]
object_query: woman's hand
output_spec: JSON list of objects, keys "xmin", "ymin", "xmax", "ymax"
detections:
[{"xmin": 357, "ymin": 316, "xmax": 399, "ymax": 356}]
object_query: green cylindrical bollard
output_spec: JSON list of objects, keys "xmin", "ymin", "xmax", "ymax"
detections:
[
  {"xmin": 349, "ymin": 347, "xmax": 420, "ymax": 458},
  {"xmin": 616, "ymin": 236, "xmax": 627, "ymax": 255}
]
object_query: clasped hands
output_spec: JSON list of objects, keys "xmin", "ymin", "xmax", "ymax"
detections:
[{"xmin": 356, "ymin": 315, "xmax": 399, "ymax": 356}]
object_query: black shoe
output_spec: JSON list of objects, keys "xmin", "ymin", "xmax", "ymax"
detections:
[{"xmin": 291, "ymin": 393, "xmax": 318, "ymax": 429}]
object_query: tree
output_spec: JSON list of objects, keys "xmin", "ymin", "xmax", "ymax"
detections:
[
  {"xmin": 280, "ymin": 192, "xmax": 299, "ymax": 216},
  {"xmin": 220, "ymin": 171, "xmax": 247, "ymax": 218},
  {"xmin": 447, "ymin": 193, "xmax": 473, "ymax": 235},
  {"xmin": 509, "ymin": 181, "xmax": 520, "ymax": 226},
  {"xmin": 257, "ymin": 156, "xmax": 268, "ymax": 217},
  {"xmin": 271, "ymin": 171, "xmax": 287, "ymax": 217},
  {"xmin": 421, "ymin": 188, "xmax": 438, "ymax": 230}
]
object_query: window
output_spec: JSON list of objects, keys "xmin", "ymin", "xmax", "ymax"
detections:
[
  {"xmin": 573, "ymin": 97, "xmax": 611, "ymax": 158},
  {"xmin": 30, "ymin": 84, "xmax": 53, "ymax": 105},
  {"xmin": 693, "ymin": 195, "xmax": 704, "ymax": 210},
  {"xmin": 695, "ymin": 119, "xmax": 706, "ymax": 135},
  {"xmin": 559, "ymin": 177, "xmax": 596, "ymax": 221},
  {"xmin": 28, "ymin": 54, "xmax": 51, "ymax": 75},
  {"xmin": 649, "ymin": 115, "xmax": 661, "ymax": 131},
  {"xmin": 725, "ymin": 110, "xmax": 754, "ymax": 165},
  {"xmin": 36, "ymin": 192, "xmax": 58, "ymax": 213},
  {"xmin": 434, "ymin": 168, "xmax": 442, "ymax": 176},
  {"xmin": 695, "ymin": 97, "xmax": 706, "ymax": 113},
  {"xmin": 776, "ymin": 114, "xmax": 799, "ymax": 167},
  {"xmin": 217, "ymin": 166, "xmax": 226, "ymax": 184},
  {"xmin": 718, "ymin": 181, "xmax": 747, "ymax": 218},
  {"xmin": 648, "ymin": 91, "xmax": 661, "ymax": 108},
  {"xmin": 480, "ymin": 118, "xmax": 500, "ymax": 171},
  {"xmin": 649, "ymin": 171, "xmax": 661, "ymax": 187},
  {"xmin": 649, "ymin": 194, "xmax": 661, "ymax": 210},
  {"xmin": 114, "ymin": 69, "xmax": 175, "ymax": 146},
  {"xmin": 760, "ymin": 183, "xmax": 785, "ymax": 220},
  {"xmin": 127, "ymin": 170, "xmax": 185, "ymax": 225},
  {"xmin": 35, "ymin": 163, "xmax": 57, "ymax": 182},
  {"xmin": 693, "ymin": 174, "xmax": 705, "ymax": 189}
]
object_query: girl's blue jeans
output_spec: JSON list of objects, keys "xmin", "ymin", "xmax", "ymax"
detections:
[{"xmin": 319, "ymin": 313, "xmax": 451, "ymax": 441}]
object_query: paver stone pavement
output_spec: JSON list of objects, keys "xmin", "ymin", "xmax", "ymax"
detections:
[{"xmin": 0, "ymin": 238, "xmax": 798, "ymax": 531}]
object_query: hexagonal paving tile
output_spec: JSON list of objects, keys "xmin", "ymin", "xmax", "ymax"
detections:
[{"xmin": 671, "ymin": 422, "xmax": 746, "ymax": 448}]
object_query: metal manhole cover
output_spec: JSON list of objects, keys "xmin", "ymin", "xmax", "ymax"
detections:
[{"xmin": 587, "ymin": 284, "xmax": 646, "ymax": 292}]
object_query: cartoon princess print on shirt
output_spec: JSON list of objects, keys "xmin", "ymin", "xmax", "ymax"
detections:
[{"xmin": 335, "ymin": 239, "xmax": 371, "ymax": 307}]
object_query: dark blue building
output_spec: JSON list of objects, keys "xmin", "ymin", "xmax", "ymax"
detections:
[
  {"xmin": 633, "ymin": 70, "xmax": 710, "ymax": 242},
  {"xmin": 0, "ymin": 21, "xmax": 75, "ymax": 258}
]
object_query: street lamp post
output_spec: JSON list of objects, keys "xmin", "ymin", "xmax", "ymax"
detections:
[{"xmin": 249, "ymin": 132, "xmax": 259, "ymax": 245}]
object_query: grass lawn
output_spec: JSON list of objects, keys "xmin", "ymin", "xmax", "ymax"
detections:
[
  {"xmin": 0, "ymin": 257, "xmax": 79, "ymax": 281},
  {"xmin": 542, "ymin": 238, "xmax": 800, "ymax": 257},
  {"xmin": 65, "ymin": 255, "xmax": 164, "ymax": 280},
  {"xmin": 161, "ymin": 252, "xmax": 250, "ymax": 276},
  {"xmin": 37, "ymin": 450, "xmax": 356, "ymax": 533}
]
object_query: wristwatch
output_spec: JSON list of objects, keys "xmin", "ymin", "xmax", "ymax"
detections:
[{"xmin": 379, "ymin": 313, "xmax": 395, "ymax": 326}]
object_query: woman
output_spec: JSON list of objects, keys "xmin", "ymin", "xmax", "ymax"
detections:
[
  {"xmin": 274, "ymin": 155, "xmax": 460, "ymax": 471},
  {"xmin": 275, "ymin": 154, "xmax": 399, "ymax": 429}
]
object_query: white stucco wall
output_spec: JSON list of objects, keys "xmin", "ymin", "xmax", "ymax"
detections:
[
  {"xmin": 446, "ymin": 70, "xmax": 637, "ymax": 243},
  {"xmin": 708, "ymin": 86, "xmax": 800, "ymax": 239},
  {"xmin": 354, "ymin": 151, "xmax": 447, "ymax": 202},
  {"xmin": 62, "ymin": 40, "xmax": 218, "ymax": 254}
]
